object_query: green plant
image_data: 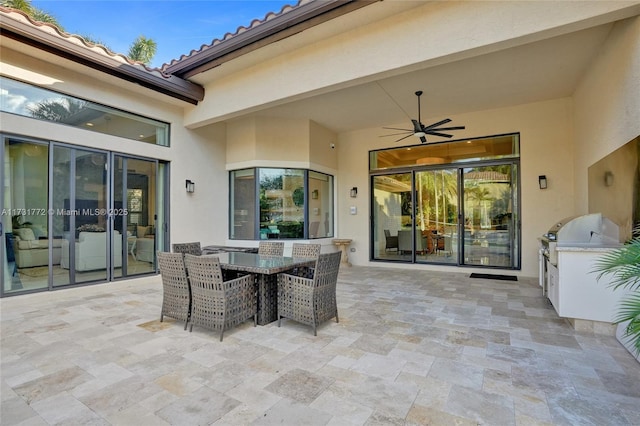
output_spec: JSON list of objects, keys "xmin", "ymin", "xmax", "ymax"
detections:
[
  {"xmin": 292, "ymin": 187, "xmax": 304, "ymax": 207},
  {"xmin": 594, "ymin": 231, "xmax": 640, "ymax": 356}
]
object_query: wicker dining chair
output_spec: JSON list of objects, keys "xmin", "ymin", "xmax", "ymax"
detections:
[
  {"xmin": 258, "ymin": 241, "xmax": 284, "ymax": 256},
  {"xmin": 291, "ymin": 243, "xmax": 322, "ymax": 278},
  {"xmin": 183, "ymin": 254, "xmax": 257, "ymax": 341},
  {"xmin": 157, "ymin": 251, "xmax": 191, "ymax": 330},
  {"xmin": 291, "ymin": 243, "xmax": 322, "ymax": 258},
  {"xmin": 277, "ymin": 250, "xmax": 341, "ymax": 336},
  {"xmin": 172, "ymin": 242, "xmax": 202, "ymax": 256}
]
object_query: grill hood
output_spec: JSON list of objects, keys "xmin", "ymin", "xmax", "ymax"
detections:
[{"xmin": 543, "ymin": 213, "xmax": 621, "ymax": 247}]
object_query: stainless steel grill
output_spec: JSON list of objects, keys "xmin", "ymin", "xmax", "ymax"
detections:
[
  {"xmin": 540, "ymin": 213, "xmax": 620, "ymax": 266},
  {"xmin": 539, "ymin": 213, "xmax": 621, "ymax": 297}
]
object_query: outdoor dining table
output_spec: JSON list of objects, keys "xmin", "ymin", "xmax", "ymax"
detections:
[{"xmin": 213, "ymin": 251, "xmax": 316, "ymax": 325}]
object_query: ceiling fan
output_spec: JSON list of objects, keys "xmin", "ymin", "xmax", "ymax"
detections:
[{"xmin": 381, "ymin": 90, "xmax": 465, "ymax": 143}]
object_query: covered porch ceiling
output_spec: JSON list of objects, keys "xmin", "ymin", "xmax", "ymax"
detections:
[{"xmin": 232, "ymin": 22, "xmax": 614, "ymax": 135}]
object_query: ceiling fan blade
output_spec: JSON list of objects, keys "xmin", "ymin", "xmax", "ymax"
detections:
[
  {"xmin": 383, "ymin": 127, "xmax": 413, "ymax": 132},
  {"xmin": 425, "ymin": 131, "xmax": 454, "ymax": 138},
  {"xmin": 422, "ymin": 118, "xmax": 451, "ymax": 130},
  {"xmin": 379, "ymin": 131, "xmax": 413, "ymax": 137},
  {"xmin": 395, "ymin": 134, "xmax": 415, "ymax": 143},
  {"xmin": 430, "ymin": 125, "xmax": 465, "ymax": 131}
]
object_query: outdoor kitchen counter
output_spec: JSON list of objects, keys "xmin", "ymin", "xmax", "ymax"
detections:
[
  {"xmin": 547, "ymin": 245, "xmax": 628, "ymax": 326},
  {"xmin": 556, "ymin": 245, "xmax": 622, "ymax": 252}
]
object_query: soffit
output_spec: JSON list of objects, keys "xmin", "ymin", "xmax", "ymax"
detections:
[
  {"xmin": 164, "ymin": 0, "xmax": 399, "ymax": 79},
  {"xmin": 1, "ymin": 38, "xmax": 191, "ymax": 108},
  {"xmin": 185, "ymin": 0, "xmax": 425, "ymax": 85},
  {"xmin": 238, "ymin": 22, "xmax": 615, "ymax": 134}
]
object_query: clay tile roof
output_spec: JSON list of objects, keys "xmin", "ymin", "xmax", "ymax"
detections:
[
  {"xmin": 161, "ymin": 0, "xmax": 307, "ymax": 71},
  {"xmin": 0, "ymin": 6, "xmax": 204, "ymax": 104},
  {"xmin": 162, "ymin": 0, "xmax": 375, "ymax": 78},
  {"xmin": 1, "ymin": 7, "xmax": 160, "ymax": 72}
]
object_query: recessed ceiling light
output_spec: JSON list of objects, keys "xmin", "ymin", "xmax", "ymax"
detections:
[
  {"xmin": 86, "ymin": 122, "xmax": 94, "ymax": 127},
  {"xmin": 139, "ymin": 134, "xmax": 145, "ymax": 138}
]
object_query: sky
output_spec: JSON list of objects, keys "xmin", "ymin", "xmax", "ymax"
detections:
[{"xmin": 31, "ymin": 1, "xmax": 295, "ymax": 68}]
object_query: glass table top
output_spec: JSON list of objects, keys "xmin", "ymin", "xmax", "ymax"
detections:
[{"xmin": 213, "ymin": 252, "xmax": 315, "ymax": 274}]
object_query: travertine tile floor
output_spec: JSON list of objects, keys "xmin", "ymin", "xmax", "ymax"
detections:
[{"xmin": 1, "ymin": 266, "xmax": 639, "ymax": 425}]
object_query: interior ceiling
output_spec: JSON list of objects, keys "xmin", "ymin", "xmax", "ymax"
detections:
[{"xmin": 248, "ymin": 23, "xmax": 613, "ymax": 134}]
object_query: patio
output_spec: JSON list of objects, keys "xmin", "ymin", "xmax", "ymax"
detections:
[{"xmin": 1, "ymin": 266, "xmax": 639, "ymax": 425}]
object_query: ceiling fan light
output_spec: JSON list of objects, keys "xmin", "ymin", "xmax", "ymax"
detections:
[{"xmin": 414, "ymin": 131, "xmax": 426, "ymax": 138}]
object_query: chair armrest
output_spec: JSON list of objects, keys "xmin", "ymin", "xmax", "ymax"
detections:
[
  {"xmin": 277, "ymin": 273, "xmax": 315, "ymax": 307},
  {"xmin": 224, "ymin": 273, "xmax": 255, "ymax": 290},
  {"xmin": 278, "ymin": 272, "xmax": 313, "ymax": 286},
  {"xmin": 223, "ymin": 274, "xmax": 257, "ymax": 307}
]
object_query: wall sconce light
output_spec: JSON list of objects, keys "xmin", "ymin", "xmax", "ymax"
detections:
[
  {"xmin": 350, "ymin": 187, "xmax": 358, "ymax": 198},
  {"xmin": 604, "ymin": 171, "xmax": 614, "ymax": 187},
  {"xmin": 185, "ymin": 179, "xmax": 195, "ymax": 193},
  {"xmin": 538, "ymin": 175, "xmax": 548, "ymax": 190}
]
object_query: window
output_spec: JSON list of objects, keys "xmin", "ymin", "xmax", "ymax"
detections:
[
  {"xmin": 370, "ymin": 134, "xmax": 520, "ymax": 269},
  {"xmin": 370, "ymin": 134, "xmax": 519, "ymax": 171},
  {"xmin": 230, "ymin": 168, "xmax": 334, "ymax": 240},
  {"xmin": 0, "ymin": 77, "xmax": 170, "ymax": 146}
]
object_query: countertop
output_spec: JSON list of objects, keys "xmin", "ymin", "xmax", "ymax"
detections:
[{"xmin": 556, "ymin": 244, "xmax": 622, "ymax": 252}]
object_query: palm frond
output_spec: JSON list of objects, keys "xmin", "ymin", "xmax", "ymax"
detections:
[
  {"xmin": 593, "ymin": 238, "xmax": 640, "ymax": 291},
  {"xmin": 1, "ymin": 0, "xmax": 33, "ymax": 14},
  {"xmin": 30, "ymin": 8, "xmax": 61, "ymax": 28},
  {"xmin": 592, "ymin": 230, "xmax": 640, "ymax": 357},
  {"xmin": 614, "ymin": 293, "xmax": 640, "ymax": 356},
  {"xmin": 128, "ymin": 35, "xmax": 157, "ymax": 65}
]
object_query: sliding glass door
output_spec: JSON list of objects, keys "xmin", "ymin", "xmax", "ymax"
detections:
[
  {"xmin": 462, "ymin": 165, "xmax": 516, "ymax": 268},
  {"xmin": 53, "ymin": 147, "xmax": 109, "ymax": 286},
  {"xmin": 2, "ymin": 139, "xmax": 50, "ymax": 294},
  {"xmin": 414, "ymin": 168, "xmax": 459, "ymax": 264},
  {"xmin": 1, "ymin": 136, "xmax": 164, "ymax": 296},
  {"xmin": 113, "ymin": 155, "xmax": 157, "ymax": 278},
  {"xmin": 371, "ymin": 162, "xmax": 519, "ymax": 269},
  {"xmin": 371, "ymin": 173, "xmax": 412, "ymax": 260}
]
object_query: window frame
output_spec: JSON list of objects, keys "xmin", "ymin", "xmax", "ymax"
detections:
[{"xmin": 229, "ymin": 167, "xmax": 334, "ymax": 240}]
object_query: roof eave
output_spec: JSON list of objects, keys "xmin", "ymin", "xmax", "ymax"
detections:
[
  {"xmin": 0, "ymin": 9, "xmax": 204, "ymax": 105},
  {"xmin": 164, "ymin": 0, "xmax": 379, "ymax": 79}
]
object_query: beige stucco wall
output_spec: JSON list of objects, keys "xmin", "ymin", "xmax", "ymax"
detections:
[
  {"xmin": 337, "ymin": 98, "xmax": 575, "ymax": 277},
  {"xmin": 184, "ymin": 1, "xmax": 640, "ymax": 129},
  {"xmin": 574, "ymin": 16, "xmax": 640, "ymax": 215},
  {"xmin": 226, "ymin": 117, "xmax": 338, "ymax": 172},
  {"xmin": 588, "ymin": 137, "xmax": 639, "ymax": 240},
  {"xmin": 4, "ymin": 1, "xmax": 638, "ymax": 280},
  {"xmin": 226, "ymin": 117, "xmax": 308, "ymax": 165},
  {"xmin": 0, "ymin": 47, "xmax": 228, "ymax": 248}
]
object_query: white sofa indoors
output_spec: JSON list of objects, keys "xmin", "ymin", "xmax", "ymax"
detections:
[
  {"xmin": 61, "ymin": 231, "xmax": 122, "ymax": 271},
  {"xmin": 12, "ymin": 227, "xmax": 63, "ymax": 268}
]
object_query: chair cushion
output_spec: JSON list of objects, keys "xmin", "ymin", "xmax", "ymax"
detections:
[
  {"xmin": 14, "ymin": 228, "xmax": 35, "ymax": 241},
  {"xmin": 137, "ymin": 225, "xmax": 150, "ymax": 237},
  {"xmin": 28, "ymin": 225, "xmax": 47, "ymax": 239}
]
